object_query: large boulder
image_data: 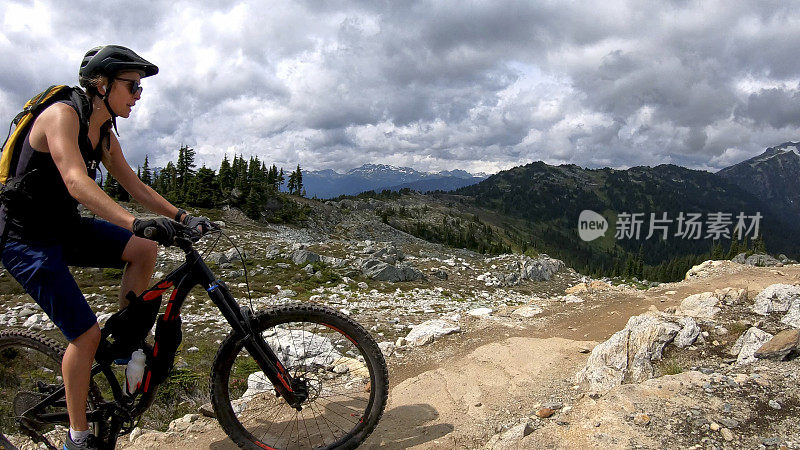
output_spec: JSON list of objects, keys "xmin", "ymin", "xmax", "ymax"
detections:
[
  {"xmin": 716, "ymin": 287, "xmax": 747, "ymax": 305},
  {"xmin": 744, "ymin": 253, "xmax": 783, "ymax": 267},
  {"xmin": 575, "ymin": 313, "xmax": 681, "ymax": 393},
  {"xmin": 360, "ymin": 259, "xmax": 402, "ymax": 282},
  {"xmin": 755, "ymin": 329, "xmax": 800, "ymax": 360},
  {"xmin": 224, "ymin": 248, "xmax": 248, "ymax": 262},
  {"xmin": 360, "ymin": 259, "xmax": 423, "ymax": 282},
  {"xmin": 371, "ymin": 245, "xmax": 405, "ymax": 264},
  {"xmin": 674, "ymin": 317, "xmax": 700, "ymax": 348},
  {"xmin": 291, "ymin": 249, "xmax": 321, "ymax": 266},
  {"xmin": 206, "ymin": 252, "xmax": 228, "ymax": 265},
  {"xmin": 731, "ymin": 327, "xmax": 773, "ymax": 364},
  {"xmin": 512, "ymin": 305, "xmax": 543, "ymax": 318},
  {"xmin": 397, "ymin": 264, "xmax": 425, "ymax": 281},
  {"xmin": 678, "ymin": 292, "xmax": 721, "ymax": 319},
  {"xmin": 405, "ymin": 319, "xmax": 461, "ymax": 346},
  {"xmin": 752, "ymin": 284, "xmax": 800, "ymax": 315},
  {"xmin": 781, "ymin": 301, "xmax": 800, "ymax": 328},
  {"xmin": 684, "ymin": 260, "xmax": 737, "ymax": 279},
  {"xmin": 520, "ymin": 255, "xmax": 564, "ymax": 282}
]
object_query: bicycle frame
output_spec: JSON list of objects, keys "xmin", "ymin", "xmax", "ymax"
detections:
[{"xmin": 16, "ymin": 236, "xmax": 302, "ymax": 450}]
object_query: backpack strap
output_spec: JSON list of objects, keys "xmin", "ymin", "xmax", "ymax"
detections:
[{"xmin": 66, "ymin": 87, "xmax": 106, "ymax": 171}]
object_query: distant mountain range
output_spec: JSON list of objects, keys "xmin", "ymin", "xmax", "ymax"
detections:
[
  {"xmin": 716, "ymin": 141, "xmax": 800, "ymax": 224},
  {"xmin": 304, "ymin": 164, "xmax": 488, "ymax": 198},
  {"xmin": 444, "ymin": 149, "xmax": 800, "ymax": 273}
]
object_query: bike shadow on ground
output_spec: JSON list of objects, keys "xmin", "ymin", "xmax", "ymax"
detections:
[
  {"xmin": 206, "ymin": 403, "xmax": 453, "ymax": 449},
  {"xmin": 361, "ymin": 403, "xmax": 454, "ymax": 449}
]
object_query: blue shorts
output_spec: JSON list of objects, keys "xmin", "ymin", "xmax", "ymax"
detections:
[{"xmin": 1, "ymin": 218, "xmax": 134, "ymax": 341}]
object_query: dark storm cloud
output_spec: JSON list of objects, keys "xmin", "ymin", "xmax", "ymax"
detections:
[
  {"xmin": 1, "ymin": 0, "xmax": 799, "ymax": 174},
  {"xmin": 737, "ymin": 88, "xmax": 800, "ymax": 129}
]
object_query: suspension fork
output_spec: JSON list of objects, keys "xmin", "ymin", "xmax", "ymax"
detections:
[{"xmin": 204, "ymin": 278, "xmax": 303, "ymax": 407}]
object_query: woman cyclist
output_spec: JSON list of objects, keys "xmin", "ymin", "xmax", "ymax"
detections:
[{"xmin": 0, "ymin": 45, "xmax": 210, "ymax": 450}]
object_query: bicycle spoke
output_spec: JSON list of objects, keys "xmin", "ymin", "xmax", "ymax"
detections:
[{"xmin": 213, "ymin": 306, "xmax": 387, "ymax": 449}]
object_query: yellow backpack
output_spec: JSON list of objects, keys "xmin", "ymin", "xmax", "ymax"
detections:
[{"xmin": 0, "ymin": 85, "xmax": 91, "ymax": 184}]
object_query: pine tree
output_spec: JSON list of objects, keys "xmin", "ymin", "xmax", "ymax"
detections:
[
  {"xmin": 295, "ymin": 164, "xmax": 303, "ymax": 196},
  {"xmin": 159, "ymin": 161, "xmax": 179, "ymax": 203},
  {"xmin": 218, "ymin": 154, "xmax": 233, "ymax": 194},
  {"xmin": 278, "ymin": 168, "xmax": 285, "ymax": 191},
  {"xmin": 193, "ymin": 166, "xmax": 218, "ymax": 207},
  {"xmin": 726, "ymin": 238, "xmax": 740, "ymax": 259},
  {"xmin": 287, "ymin": 169, "xmax": 297, "ymax": 194},
  {"xmin": 267, "ymin": 164, "xmax": 278, "ymax": 188},
  {"xmin": 754, "ymin": 235, "xmax": 767, "ymax": 254},
  {"xmin": 103, "ymin": 172, "xmax": 120, "ymax": 198},
  {"xmin": 141, "ymin": 155, "xmax": 152, "ymax": 186},
  {"xmin": 711, "ymin": 241, "xmax": 724, "ymax": 260},
  {"xmin": 245, "ymin": 187, "xmax": 261, "ymax": 219},
  {"xmin": 176, "ymin": 145, "xmax": 196, "ymax": 194}
]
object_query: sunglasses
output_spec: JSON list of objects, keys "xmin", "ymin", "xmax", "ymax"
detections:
[{"xmin": 115, "ymin": 77, "xmax": 142, "ymax": 96}]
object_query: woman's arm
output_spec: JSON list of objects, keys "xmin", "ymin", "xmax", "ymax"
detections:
[
  {"xmin": 44, "ymin": 104, "xmax": 137, "ymax": 230},
  {"xmin": 101, "ymin": 133, "xmax": 185, "ymax": 221}
]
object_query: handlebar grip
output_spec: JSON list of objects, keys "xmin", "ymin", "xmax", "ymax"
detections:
[{"xmin": 144, "ymin": 227, "xmax": 156, "ymax": 238}]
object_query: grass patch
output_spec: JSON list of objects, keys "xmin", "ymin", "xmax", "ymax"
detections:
[
  {"xmin": 103, "ymin": 268, "xmax": 124, "ymax": 280},
  {"xmin": 727, "ymin": 321, "xmax": 749, "ymax": 337},
  {"xmin": 660, "ymin": 358, "xmax": 684, "ymax": 375}
]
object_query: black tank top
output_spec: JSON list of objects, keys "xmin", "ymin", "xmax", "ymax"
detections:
[{"xmin": 0, "ymin": 100, "xmax": 103, "ymax": 244}]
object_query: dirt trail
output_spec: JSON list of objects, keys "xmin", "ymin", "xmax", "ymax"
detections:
[{"xmin": 122, "ymin": 264, "xmax": 800, "ymax": 449}]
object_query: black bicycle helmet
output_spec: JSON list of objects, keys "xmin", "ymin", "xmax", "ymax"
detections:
[{"xmin": 79, "ymin": 45, "xmax": 158, "ymax": 79}]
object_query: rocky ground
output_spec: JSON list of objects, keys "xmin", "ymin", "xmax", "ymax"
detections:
[{"xmin": 2, "ymin": 199, "xmax": 800, "ymax": 449}]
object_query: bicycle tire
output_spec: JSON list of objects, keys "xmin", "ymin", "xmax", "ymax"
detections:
[
  {"xmin": 0, "ymin": 329, "xmax": 103, "ymax": 449},
  {"xmin": 210, "ymin": 304, "xmax": 389, "ymax": 450}
]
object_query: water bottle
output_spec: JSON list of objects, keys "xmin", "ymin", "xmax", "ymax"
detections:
[{"xmin": 125, "ymin": 349, "xmax": 146, "ymax": 395}]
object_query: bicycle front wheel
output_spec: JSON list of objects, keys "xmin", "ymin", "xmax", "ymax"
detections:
[{"xmin": 210, "ymin": 304, "xmax": 389, "ymax": 450}]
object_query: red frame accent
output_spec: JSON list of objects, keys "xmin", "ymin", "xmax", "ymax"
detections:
[
  {"xmin": 142, "ymin": 281, "xmax": 174, "ymax": 301},
  {"xmin": 142, "ymin": 371, "xmax": 152, "ymax": 393}
]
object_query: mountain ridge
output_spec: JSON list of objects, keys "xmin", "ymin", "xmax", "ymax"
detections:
[{"xmin": 303, "ymin": 163, "xmax": 489, "ymax": 198}]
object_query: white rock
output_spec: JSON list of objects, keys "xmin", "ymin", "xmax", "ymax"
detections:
[
  {"xmin": 733, "ymin": 327, "xmax": 774, "ymax": 364},
  {"xmin": 781, "ymin": 301, "xmax": 800, "ymax": 328},
  {"xmin": 23, "ymin": 314, "xmax": 40, "ymax": 328},
  {"xmin": 96, "ymin": 312, "xmax": 113, "ymax": 325},
  {"xmin": 678, "ymin": 292, "xmax": 721, "ymax": 319},
  {"xmin": 378, "ymin": 341, "xmax": 396, "ymax": 357},
  {"xmin": 752, "ymin": 284, "xmax": 800, "ymax": 315},
  {"xmin": 129, "ymin": 427, "xmax": 144, "ymax": 442},
  {"xmin": 575, "ymin": 313, "xmax": 680, "ymax": 392},
  {"xmin": 277, "ymin": 289, "xmax": 297, "ymax": 298},
  {"xmin": 674, "ymin": 317, "xmax": 700, "ymax": 348},
  {"xmin": 512, "ymin": 305, "xmax": 543, "ymax": 318},
  {"xmin": 485, "ymin": 421, "xmax": 535, "ymax": 449},
  {"xmin": 564, "ymin": 294, "xmax": 584, "ymax": 304},
  {"xmin": 467, "ymin": 307, "xmax": 493, "ymax": 317},
  {"xmin": 187, "ymin": 346, "xmax": 200, "ymax": 353},
  {"xmin": 405, "ymin": 319, "xmax": 461, "ymax": 346},
  {"xmin": 241, "ymin": 371, "xmax": 272, "ymax": 400}
]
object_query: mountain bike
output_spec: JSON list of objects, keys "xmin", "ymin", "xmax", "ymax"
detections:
[{"xmin": 0, "ymin": 226, "xmax": 389, "ymax": 450}]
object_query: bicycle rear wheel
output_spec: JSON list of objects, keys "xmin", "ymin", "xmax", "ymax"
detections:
[
  {"xmin": 211, "ymin": 304, "xmax": 389, "ymax": 450},
  {"xmin": 0, "ymin": 329, "xmax": 102, "ymax": 450}
]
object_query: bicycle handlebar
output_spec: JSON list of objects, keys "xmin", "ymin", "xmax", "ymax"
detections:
[{"xmin": 142, "ymin": 221, "xmax": 222, "ymax": 251}]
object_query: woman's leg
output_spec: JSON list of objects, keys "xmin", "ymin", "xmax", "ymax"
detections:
[
  {"xmin": 62, "ymin": 324, "xmax": 101, "ymax": 431},
  {"xmin": 119, "ymin": 236, "xmax": 157, "ymax": 307},
  {"xmin": 1, "ymin": 239, "xmax": 99, "ymax": 433}
]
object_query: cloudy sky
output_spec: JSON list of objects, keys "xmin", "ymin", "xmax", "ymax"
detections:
[{"xmin": 2, "ymin": 0, "xmax": 799, "ymax": 175}]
